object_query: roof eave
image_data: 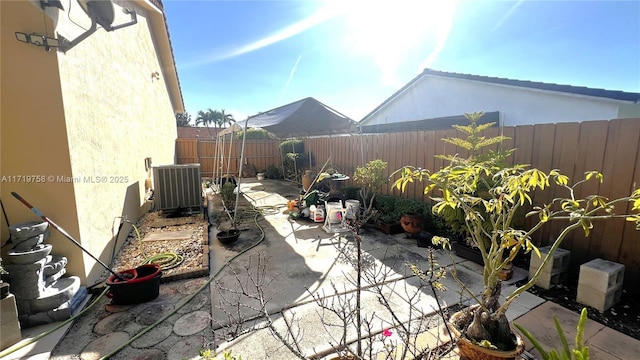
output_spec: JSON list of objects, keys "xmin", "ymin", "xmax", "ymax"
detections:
[{"xmin": 137, "ymin": 0, "xmax": 185, "ymax": 113}]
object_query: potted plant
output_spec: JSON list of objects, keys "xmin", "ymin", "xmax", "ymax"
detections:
[
  {"xmin": 264, "ymin": 165, "xmax": 282, "ymax": 180},
  {"xmin": 393, "ymin": 113, "xmax": 640, "ymax": 358},
  {"xmin": 370, "ymin": 195, "xmax": 403, "ymax": 234},
  {"xmin": 352, "ymin": 159, "xmax": 388, "ymax": 215},
  {"xmin": 216, "ymin": 182, "xmax": 240, "ymax": 244}
]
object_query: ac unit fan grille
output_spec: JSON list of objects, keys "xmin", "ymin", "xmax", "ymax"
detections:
[{"xmin": 153, "ymin": 164, "xmax": 201, "ymax": 213}]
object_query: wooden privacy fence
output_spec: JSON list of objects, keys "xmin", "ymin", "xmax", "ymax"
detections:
[
  {"xmin": 303, "ymin": 118, "xmax": 640, "ymax": 290},
  {"xmin": 176, "ymin": 118, "xmax": 640, "ymax": 290},
  {"xmin": 175, "ymin": 138, "xmax": 280, "ymax": 177}
]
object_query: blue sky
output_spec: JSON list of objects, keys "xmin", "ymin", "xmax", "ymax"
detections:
[{"xmin": 164, "ymin": 0, "xmax": 640, "ymax": 122}]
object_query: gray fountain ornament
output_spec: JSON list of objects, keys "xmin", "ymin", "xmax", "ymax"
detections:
[{"xmin": 6, "ymin": 221, "xmax": 86, "ymax": 327}]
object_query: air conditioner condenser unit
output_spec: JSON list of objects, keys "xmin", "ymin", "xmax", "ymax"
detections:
[{"xmin": 152, "ymin": 164, "xmax": 202, "ymax": 214}]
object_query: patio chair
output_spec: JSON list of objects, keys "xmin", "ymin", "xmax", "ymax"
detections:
[{"xmin": 322, "ymin": 200, "xmax": 349, "ymax": 234}]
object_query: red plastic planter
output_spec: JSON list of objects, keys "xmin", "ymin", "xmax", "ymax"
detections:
[{"xmin": 106, "ymin": 264, "xmax": 162, "ymax": 304}]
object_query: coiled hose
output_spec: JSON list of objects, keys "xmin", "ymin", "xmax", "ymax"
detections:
[
  {"xmin": 97, "ymin": 204, "xmax": 278, "ymax": 359},
  {"xmin": 130, "ymin": 223, "xmax": 184, "ymax": 270}
]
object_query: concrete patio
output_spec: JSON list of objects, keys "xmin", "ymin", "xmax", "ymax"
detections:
[{"xmin": 3, "ymin": 179, "xmax": 640, "ymax": 359}]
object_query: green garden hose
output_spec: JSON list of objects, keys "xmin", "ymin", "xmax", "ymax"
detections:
[
  {"xmin": 1, "ymin": 203, "xmax": 280, "ymax": 360},
  {"xmin": 131, "ymin": 222, "xmax": 185, "ymax": 271},
  {"xmin": 98, "ymin": 206, "xmax": 270, "ymax": 360}
]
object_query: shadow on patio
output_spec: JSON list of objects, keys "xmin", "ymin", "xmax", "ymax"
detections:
[{"xmin": 207, "ymin": 179, "xmax": 489, "ymax": 358}]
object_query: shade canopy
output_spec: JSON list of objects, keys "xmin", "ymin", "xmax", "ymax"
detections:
[{"xmin": 230, "ymin": 97, "xmax": 357, "ymax": 138}]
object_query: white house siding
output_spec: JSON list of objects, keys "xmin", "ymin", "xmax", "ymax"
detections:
[
  {"xmin": 365, "ymin": 76, "xmax": 625, "ymax": 127},
  {"xmin": 55, "ymin": 1, "xmax": 177, "ymax": 283}
]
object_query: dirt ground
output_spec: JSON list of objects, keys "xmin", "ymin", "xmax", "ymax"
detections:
[{"xmin": 109, "ymin": 211, "xmax": 209, "ymax": 281}]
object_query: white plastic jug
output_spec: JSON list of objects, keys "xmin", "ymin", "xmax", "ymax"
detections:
[
  {"xmin": 345, "ymin": 200, "xmax": 360, "ymax": 220},
  {"xmin": 313, "ymin": 205, "xmax": 325, "ymax": 223}
]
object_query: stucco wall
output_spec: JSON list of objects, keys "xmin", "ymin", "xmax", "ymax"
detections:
[
  {"xmin": 0, "ymin": 1, "xmax": 86, "ymax": 279},
  {"xmin": 0, "ymin": 1, "xmax": 89, "ymax": 274},
  {"xmin": 365, "ymin": 76, "xmax": 627, "ymax": 127},
  {"xmin": 54, "ymin": 1, "xmax": 177, "ymax": 284}
]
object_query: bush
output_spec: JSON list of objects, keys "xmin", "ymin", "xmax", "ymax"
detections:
[
  {"xmin": 220, "ymin": 182, "xmax": 236, "ymax": 209},
  {"xmin": 264, "ymin": 165, "xmax": 282, "ymax": 179},
  {"xmin": 371, "ymin": 195, "xmax": 450, "ymax": 234},
  {"xmin": 236, "ymin": 128, "xmax": 276, "ymax": 140},
  {"xmin": 279, "ymin": 139, "xmax": 304, "ymax": 156}
]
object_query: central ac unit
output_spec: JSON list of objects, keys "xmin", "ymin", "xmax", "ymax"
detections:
[{"xmin": 152, "ymin": 164, "xmax": 202, "ymax": 213}]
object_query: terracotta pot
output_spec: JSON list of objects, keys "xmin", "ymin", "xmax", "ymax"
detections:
[
  {"xmin": 456, "ymin": 334, "xmax": 525, "ymax": 360},
  {"xmin": 400, "ymin": 212, "xmax": 423, "ymax": 236},
  {"xmin": 448, "ymin": 308, "xmax": 525, "ymax": 360}
]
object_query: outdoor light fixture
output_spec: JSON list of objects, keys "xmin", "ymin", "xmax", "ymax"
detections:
[
  {"xmin": 15, "ymin": 0, "xmax": 137, "ymax": 53},
  {"xmin": 57, "ymin": 1, "xmax": 138, "ymax": 52},
  {"xmin": 15, "ymin": 32, "xmax": 61, "ymax": 52}
]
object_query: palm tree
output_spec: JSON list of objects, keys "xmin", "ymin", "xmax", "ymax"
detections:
[
  {"xmin": 196, "ymin": 108, "xmax": 217, "ymax": 138},
  {"xmin": 218, "ymin": 109, "xmax": 235, "ymax": 129}
]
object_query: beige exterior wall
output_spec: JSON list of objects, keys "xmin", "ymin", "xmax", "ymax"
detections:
[
  {"xmin": 55, "ymin": 1, "xmax": 178, "ymax": 284},
  {"xmin": 1, "ymin": 1, "xmax": 179, "ymax": 285},
  {"xmin": 0, "ymin": 1, "xmax": 84, "ymax": 279}
]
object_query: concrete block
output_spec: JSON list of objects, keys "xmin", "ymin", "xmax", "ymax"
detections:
[
  {"xmin": 577, "ymin": 282, "xmax": 623, "ymax": 312},
  {"xmin": 578, "ymin": 258, "xmax": 624, "ymax": 292},
  {"xmin": 1, "ymin": 294, "xmax": 22, "ymax": 350},
  {"xmin": 529, "ymin": 246, "xmax": 570, "ymax": 274},
  {"xmin": 532, "ymin": 270, "xmax": 568, "ymax": 289},
  {"xmin": 529, "ymin": 246, "xmax": 570, "ymax": 289}
]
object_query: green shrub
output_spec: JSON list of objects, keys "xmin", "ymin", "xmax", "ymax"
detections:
[
  {"xmin": 279, "ymin": 139, "xmax": 313, "ymax": 181},
  {"xmin": 220, "ymin": 182, "xmax": 235, "ymax": 209},
  {"xmin": 264, "ymin": 165, "xmax": 282, "ymax": 179},
  {"xmin": 236, "ymin": 128, "xmax": 276, "ymax": 140},
  {"xmin": 279, "ymin": 139, "xmax": 304, "ymax": 156},
  {"xmin": 373, "ymin": 195, "xmax": 398, "ymax": 223}
]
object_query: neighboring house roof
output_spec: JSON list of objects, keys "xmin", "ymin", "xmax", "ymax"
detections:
[
  {"xmin": 359, "ymin": 111, "xmax": 499, "ymax": 134},
  {"xmin": 138, "ymin": 0, "xmax": 185, "ymax": 113},
  {"xmin": 177, "ymin": 126, "xmax": 219, "ymax": 139},
  {"xmin": 361, "ymin": 68, "xmax": 640, "ymax": 123},
  {"xmin": 234, "ymin": 97, "xmax": 358, "ymax": 138}
]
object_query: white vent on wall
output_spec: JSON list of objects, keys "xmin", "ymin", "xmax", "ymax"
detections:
[{"xmin": 152, "ymin": 164, "xmax": 202, "ymax": 213}]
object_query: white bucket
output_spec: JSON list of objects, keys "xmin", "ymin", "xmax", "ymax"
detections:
[
  {"xmin": 325, "ymin": 202, "xmax": 344, "ymax": 224},
  {"xmin": 345, "ymin": 200, "xmax": 360, "ymax": 219}
]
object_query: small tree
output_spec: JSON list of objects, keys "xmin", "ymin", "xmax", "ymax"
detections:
[
  {"xmin": 393, "ymin": 114, "xmax": 640, "ymax": 353},
  {"xmin": 352, "ymin": 159, "xmax": 388, "ymax": 215},
  {"xmin": 176, "ymin": 112, "xmax": 192, "ymax": 127}
]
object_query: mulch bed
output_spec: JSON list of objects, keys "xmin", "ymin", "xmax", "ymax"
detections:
[
  {"xmin": 109, "ymin": 211, "xmax": 210, "ymax": 282},
  {"xmin": 516, "ymin": 279, "xmax": 640, "ymax": 341}
]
